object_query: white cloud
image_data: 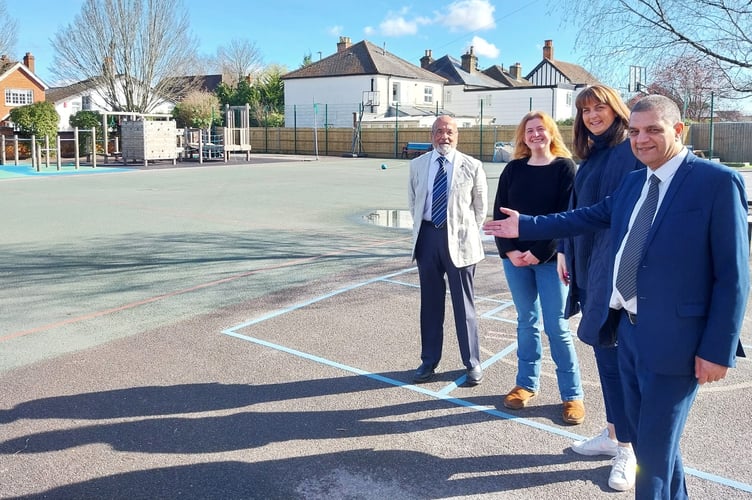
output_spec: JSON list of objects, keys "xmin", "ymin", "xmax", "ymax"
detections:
[
  {"xmin": 439, "ymin": 0, "xmax": 496, "ymax": 32},
  {"xmin": 364, "ymin": 26, "xmax": 375, "ymax": 36},
  {"xmin": 371, "ymin": 7, "xmax": 432, "ymax": 37},
  {"xmin": 380, "ymin": 15, "xmax": 419, "ymax": 36},
  {"xmin": 467, "ymin": 36, "xmax": 499, "ymax": 59},
  {"xmin": 327, "ymin": 25, "xmax": 343, "ymax": 36}
]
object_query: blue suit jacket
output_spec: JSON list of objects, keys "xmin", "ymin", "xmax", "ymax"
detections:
[{"xmin": 520, "ymin": 152, "xmax": 749, "ymax": 376}]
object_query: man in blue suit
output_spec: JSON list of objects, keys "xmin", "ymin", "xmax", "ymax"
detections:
[{"xmin": 483, "ymin": 95, "xmax": 749, "ymax": 499}]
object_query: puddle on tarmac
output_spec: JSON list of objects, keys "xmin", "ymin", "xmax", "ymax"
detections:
[{"xmin": 362, "ymin": 209, "xmax": 413, "ymax": 229}]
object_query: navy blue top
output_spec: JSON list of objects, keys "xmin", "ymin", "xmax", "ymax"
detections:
[{"xmin": 561, "ymin": 138, "xmax": 644, "ymax": 345}]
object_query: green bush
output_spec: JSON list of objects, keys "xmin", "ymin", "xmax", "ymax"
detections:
[
  {"xmin": 70, "ymin": 111, "xmax": 105, "ymax": 155},
  {"xmin": 9, "ymin": 102, "xmax": 59, "ymax": 141}
]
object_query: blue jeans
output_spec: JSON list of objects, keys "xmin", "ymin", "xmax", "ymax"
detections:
[{"xmin": 502, "ymin": 259, "xmax": 583, "ymax": 401}]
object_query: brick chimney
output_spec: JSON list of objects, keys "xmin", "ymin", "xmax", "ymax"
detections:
[
  {"xmin": 510, "ymin": 62, "xmax": 522, "ymax": 80},
  {"xmin": 461, "ymin": 46, "xmax": 477, "ymax": 74},
  {"xmin": 543, "ymin": 39, "xmax": 554, "ymax": 60},
  {"xmin": 23, "ymin": 52, "xmax": 35, "ymax": 72},
  {"xmin": 337, "ymin": 36, "xmax": 352, "ymax": 53},
  {"xmin": 420, "ymin": 49, "xmax": 434, "ymax": 69}
]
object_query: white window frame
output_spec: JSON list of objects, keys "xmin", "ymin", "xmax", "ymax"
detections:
[
  {"xmin": 5, "ymin": 89, "xmax": 34, "ymax": 106},
  {"xmin": 423, "ymin": 86, "xmax": 433, "ymax": 104}
]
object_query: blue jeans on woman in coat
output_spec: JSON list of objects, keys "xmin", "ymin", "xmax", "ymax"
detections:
[{"xmin": 502, "ymin": 259, "xmax": 584, "ymax": 401}]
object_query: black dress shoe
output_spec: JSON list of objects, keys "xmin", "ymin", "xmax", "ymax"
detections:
[
  {"xmin": 413, "ymin": 362, "xmax": 437, "ymax": 383},
  {"xmin": 466, "ymin": 366, "xmax": 483, "ymax": 386}
]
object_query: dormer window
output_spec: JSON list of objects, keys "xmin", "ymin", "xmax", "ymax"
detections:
[{"xmin": 4, "ymin": 89, "xmax": 33, "ymax": 106}]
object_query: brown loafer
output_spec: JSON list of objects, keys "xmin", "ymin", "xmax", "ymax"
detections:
[
  {"xmin": 562, "ymin": 400, "xmax": 585, "ymax": 425},
  {"xmin": 503, "ymin": 386, "xmax": 537, "ymax": 410}
]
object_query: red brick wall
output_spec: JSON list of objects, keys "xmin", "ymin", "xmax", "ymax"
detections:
[{"xmin": 0, "ymin": 67, "xmax": 46, "ymax": 121}]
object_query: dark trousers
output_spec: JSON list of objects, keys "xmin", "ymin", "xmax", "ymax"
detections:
[
  {"xmin": 593, "ymin": 344, "xmax": 633, "ymax": 444},
  {"xmin": 618, "ymin": 311, "xmax": 699, "ymax": 500},
  {"xmin": 415, "ymin": 221, "xmax": 480, "ymax": 369},
  {"xmin": 578, "ymin": 286, "xmax": 633, "ymax": 443}
]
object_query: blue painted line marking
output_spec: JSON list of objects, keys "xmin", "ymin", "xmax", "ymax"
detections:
[
  {"xmin": 437, "ymin": 342, "xmax": 518, "ymax": 396},
  {"xmin": 222, "ymin": 327, "xmax": 583, "ymax": 442},
  {"xmin": 228, "ymin": 267, "xmax": 417, "ymax": 330},
  {"xmin": 684, "ymin": 467, "xmax": 752, "ymax": 493},
  {"xmin": 381, "ymin": 278, "xmax": 420, "ymax": 289},
  {"xmin": 481, "ymin": 301, "xmax": 516, "ymax": 322},
  {"xmin": 222, "ymin": 266, "xmax": 752, "ymax": 494}
]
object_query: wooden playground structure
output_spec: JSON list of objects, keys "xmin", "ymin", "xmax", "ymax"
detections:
[
  {"xmin": 0, "ymin": 105, "xmax": 254, "ymax": 169},
  {"xmin": 177, "ymin": 104, "xmax": 253, "ymax": 164}
]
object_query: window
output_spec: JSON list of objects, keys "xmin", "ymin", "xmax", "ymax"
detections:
[
  {"xmin": 424, "ymin": 86, "xmax": 433, "ymax": 104},
  {"xmin": 478, "ymin": 95, "xmax": 492, "ymax": 108},
  {"xmin": 5, "ymin": 89, "xmax": 33, "ymax": 106},
  {"xmin": 445, "ymin": 89, "xmax": 452, "ymax": 104},
  {"xmin": 82, "ymin": 95, "xmax": 92, "ymax": 111},
  {"xmin": 392, "ymin": 82, "xmax": 400, "ymax": 104}
]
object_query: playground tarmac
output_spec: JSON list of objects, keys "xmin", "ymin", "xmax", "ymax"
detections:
[{"xmin": 1, "ymin": 154, "xmax": 751, "ymax": 499}]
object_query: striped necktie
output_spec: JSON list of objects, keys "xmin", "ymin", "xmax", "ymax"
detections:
[
  {"xmin": 615, "ymin": 174, "xmax": 661, "ymax": 301},
  {"xmin": 431, "ymin": 156, "xmax": 448, "ymax": 228}
]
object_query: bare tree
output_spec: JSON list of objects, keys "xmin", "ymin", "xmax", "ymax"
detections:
[
  {"xmin": 553, "ymin": 0, "xmax": 752, "ymax": 94},
  {"xmin": 215, "ymin": 38, "xmax": 263, "ymax": 84},
  {"xmin": 645, "ymin": 55, "xmax": 735, "ymax": 121},
  {"xmin": 0, "ymin": 0, "xmax": 18, "ymax": 57},
  {"xmin": 50, "ymin": 0, "xmax": 200, "ymax": 113}
]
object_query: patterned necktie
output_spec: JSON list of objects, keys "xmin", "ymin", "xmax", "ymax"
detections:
[
  {"xmin": 615, "ymin": 174, "xmax": 661, "ymax": 301},
  {"xmin": 431, "ymin": 156, "xmax": 448, "ymax": 228}
]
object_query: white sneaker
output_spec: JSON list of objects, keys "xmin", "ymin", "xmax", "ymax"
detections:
[
  {"xmin": 608, "ymin": 446, "xmax": 637, "ymax": 491},
  {"xmin": 571, "ymin": 428, "xmax": 618, "ymax": 457}
]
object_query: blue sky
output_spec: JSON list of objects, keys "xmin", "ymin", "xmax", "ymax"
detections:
[{"xmin": 10, "ymin": 0, "xmax": 578, "ymax": 86}]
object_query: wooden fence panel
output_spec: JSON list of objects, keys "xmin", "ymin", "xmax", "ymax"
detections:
[
  {"xmin": 246, "ymin": 125, "xmax": 561, "ymax": 162},
  {"xmin": 688, "ymin": 123, "xmax": 752, "ymax": 163}
]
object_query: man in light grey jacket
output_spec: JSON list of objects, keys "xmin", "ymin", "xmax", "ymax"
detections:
[{"xmin": 408, "ymin": 114, "xmax": 488, "ymax": 385}]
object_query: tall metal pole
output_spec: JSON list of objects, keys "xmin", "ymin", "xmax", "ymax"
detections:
[
  {"xmin": 394, "ymin": 103, "xmax": 399, "ymax": 158},
  {"xmin": 708, "ymin": 92, "xmax": 715, "ymax": 159},
  {"xmin": 313, "ymin": 102, "xmax": 319, "ymax": 160},
  {"xmin": 479, "ymin": 99, "xmax": 484, "ymax": 161},
  {"xmin": 325, "ymin": 104, "xmax": 329, "ymax": 156}
]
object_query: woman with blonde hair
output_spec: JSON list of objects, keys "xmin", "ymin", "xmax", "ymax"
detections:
[
  {"xmin": 492, "ymin": 111, "xmax": 585, "ymax": 425},
  {"xmin": 562, "ymin": 85, "xmax": 644, "ymax": 491}
]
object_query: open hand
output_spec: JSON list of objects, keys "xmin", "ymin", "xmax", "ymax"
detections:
[{"xmin": 483, "ymin": 207, "xmax": 520, "ymax": 238}]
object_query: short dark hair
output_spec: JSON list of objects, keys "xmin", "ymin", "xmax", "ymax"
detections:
[{"xmin": 631, "ymin": 95, "xmax": 681, "ymax": 124}]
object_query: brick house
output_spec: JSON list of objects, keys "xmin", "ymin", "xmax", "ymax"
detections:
[{"xmin": 0, "ymin": 52, "xmax": 48, "ymax": 128}]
